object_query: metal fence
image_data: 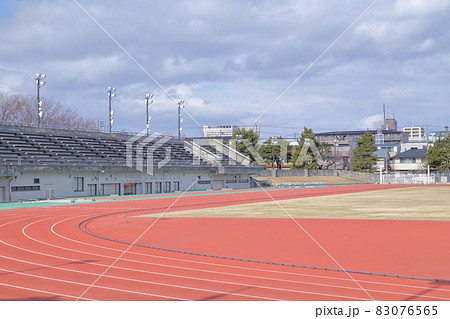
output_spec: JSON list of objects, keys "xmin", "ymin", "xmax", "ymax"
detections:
[{"xmin": 380, "ymin": 173, "xmax": 445, "ymax": 184}]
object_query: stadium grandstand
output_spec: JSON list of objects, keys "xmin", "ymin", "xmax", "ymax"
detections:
[{"xmin": 0, "ymin": 124, "xmax": 262, "ymax": 202}]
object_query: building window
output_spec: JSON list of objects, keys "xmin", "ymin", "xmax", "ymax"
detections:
[
  {"xmin": 124, "ymin": 183, "xmax": 136, "ymax": 195},
  {"xmin": 155, "ymin": 182, "xmax": 162, "ymax": 193},
  {"xmin": 100, "ymin": 183, "xmax": 120, "ymax": 196},
  {"xmin": 197, "ymin": 180, "xmax": 210, "ymax": 185},
  {"xmin": 12, "ymin": 186, "xmax": 40, "ymax": 192},
  {"xmin": 34, "ymin": 178, "xmax": 40, "ymax": 184},
  {"xmin": 145, "ymin": 182, "xmax": 152, "ymax": 194},
  {"xmin": 226, "ymin": 180, "xmax": 237, "ymax": 184},
  {"xmin": 399, "ymin": 158, "xmax": 415, "ymax": 164},
  {"xmin": 74, "ymin": 177, "xmax": 84, "ymax": 192},
  {"xmin": 173, "ymin": 181, "xmax": 180, "ymax": 191}
]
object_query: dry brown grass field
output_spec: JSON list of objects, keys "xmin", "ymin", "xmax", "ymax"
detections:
[
  {"xmin": 141, "ymin": 186, "xmax": 450, "ymax": 221},
  {"xmin": 252, "ymin": 175, "xmax": 365, "ymax": 185}
]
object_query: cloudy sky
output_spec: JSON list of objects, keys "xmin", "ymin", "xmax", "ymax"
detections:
[{"xmin": 0, "ymin": 0, "xmax": 449, "ymax": 139}]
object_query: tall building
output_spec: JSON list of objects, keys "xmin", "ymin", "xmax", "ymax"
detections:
[
  {"xmin": 430, "ymin": 126, "xmax": 449, "ymax": 140},
  {"xmin": 315, "ymin": 118, "xmax": 408, "ymax": 170},
  {"xmin": 381, "ymin": 118, "xmax": 398, "ymax": 131},
  {"xmin": 403, "ymin": 127, "xmax": 424, "ymax": 139},
  {"xmin": 203, "ymin": 125, "xmax": 260, "ymax": 139}
]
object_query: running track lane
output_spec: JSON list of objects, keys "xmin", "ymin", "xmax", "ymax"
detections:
[{"xmin": 0, "ymin": 185, "xmax": 449, "ymax": 301}]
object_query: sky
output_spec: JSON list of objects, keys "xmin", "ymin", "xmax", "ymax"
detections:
[{"xmin": 0, "ymin": 0, "xmax": 449, "ymax": 139}]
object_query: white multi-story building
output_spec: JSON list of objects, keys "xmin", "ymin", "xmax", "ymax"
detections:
[
  {"xmin": 403, "ymin": 127, "xmax": 424, "ymax": 139},
  {"xmin": 203, "ymin": 125, "xmax": 260, "ymax": 139}
]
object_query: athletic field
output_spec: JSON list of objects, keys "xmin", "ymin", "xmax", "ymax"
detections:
[{"xmin": 0, "ymin": 184, "xmax": 449, "ymax": 301}]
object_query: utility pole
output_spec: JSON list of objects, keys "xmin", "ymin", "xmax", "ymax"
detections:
[{"xmin": 334, "ymin": 138, "xmax": 338, "ymax": 170}]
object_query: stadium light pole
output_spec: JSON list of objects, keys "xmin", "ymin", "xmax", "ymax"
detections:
[
  {"xmin": 145, "ymin": 94, "xmax": 153, "ymax": 136},
  {"xmin": 177, "ymin": 100, "xmax": 184, "ymax": 139},
  {"xmin": 107, "ymin": 87, "xmax": 116, "ymax": 133},
  {"xmin": 34, "ymin": 73, "xmax": 46, "ymax": 125}
]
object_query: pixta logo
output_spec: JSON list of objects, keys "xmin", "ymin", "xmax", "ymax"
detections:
[{"xmin": 126, "ymin": 129, "xmax": 172, "ymax": 175}]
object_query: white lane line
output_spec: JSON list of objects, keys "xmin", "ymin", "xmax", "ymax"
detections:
[
  {"xmin": 3, "ymin": 205, "xmax": 449, "ymax": 301},
  {"xmin": 20, "ymin": 215, "xmax": 450, "ymax": 301},
  {"xmin": 2, "ymin": 252, "xmax": 448, "ymax": 301},
  {"xmin": 0, "ymin": 282, "xmax": 95, "ymax": 301},
  {"xmin": 0, "ymin": 254, "xmax": 367, "ymax": 301},
  {"xmin": 51, "ymin": 213, "xmax": 450, "ymax": 296},
  {"xmin": 4, "ymin": 218, "xmax": 290, "ymax": 300},
  {"xmin": 77, "ymin": 179, "xmax": 201, "ymax": 301},
  {"xmin": 0, "ymin": 266, "xmax": 188, "ymax": 301},
  {"xmin": 20, "ymin": 218, "xmax": 364, "ymax": 300}
]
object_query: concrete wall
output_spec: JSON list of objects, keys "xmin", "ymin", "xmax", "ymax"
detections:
[
  {"xmin": 255, "ymin": 169, "xmax": 378, "ymax": 183},
  {"xmin": 6, "ymin": 169, "xmax": 218, "ymax": 201},
  {"xmin": 2, "ymin": 168, "xmax": 254, "ymax": 202}
]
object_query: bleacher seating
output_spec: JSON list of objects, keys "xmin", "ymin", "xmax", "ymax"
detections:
[{"xmin": 0, "ymin": 129, "xmax": 215, "ymax": 169}]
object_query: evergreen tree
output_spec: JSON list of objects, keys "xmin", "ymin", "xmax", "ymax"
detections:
[
  {"xmin": 426, "ymin": 135, "xmax": 450, "ymax": 171},
  {"xmin": 259, "ymin": 137, "xmax": 292, "ymax": 165},
  {"xmin": 291, "ymin": 127, "xmax": 323, "ymax": 169},
  {"xmin": 351, "ymin": 130, "xmax": 377, "ymax": 172},
  {"xmin": 231, "ymin": 128, "xmax": 259, "ymax": 161}
]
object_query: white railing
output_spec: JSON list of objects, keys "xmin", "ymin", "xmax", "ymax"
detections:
[
  {"xmin": 381, "ymin": 173, "xmax": 436, "ymax": 184},
  {"xmin": 183, "ymin": 140, "xmax": 223, "ymax": 172},
  {"xmin": 211, "ymin": 139, "xmax": 251, "ymax": 165}
]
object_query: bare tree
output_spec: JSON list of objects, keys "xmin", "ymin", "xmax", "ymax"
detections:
[
  {"xmin": 0, "ymin": 89, "xmax": 98, "ymax": 130},
  {"xmin": 0, "ymin": 90, "xmax": 19, "ymax": 123}
]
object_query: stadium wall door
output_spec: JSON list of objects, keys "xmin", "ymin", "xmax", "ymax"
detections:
[
  {"xmin": 124, "ymin": 183, "xmax": 137, "ymax": 195},
  {"xmin": 212, "ymin": 180, "xmax": 223, "ymax": 190},
  {"xmin": 45, "ymin": 188, "xmax": 55, "ymax": 199},
  {"xmin": 101, "ymin": 183, "xmax": 120, "ymax": 196},
  {"xmin": 87, "ymin": 184, "xmax": 97, "ymax": 196}
]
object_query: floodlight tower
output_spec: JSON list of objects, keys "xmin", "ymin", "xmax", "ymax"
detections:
[
  {"xmin": 107, "ymin": 87, "xmax": 116, "ymax": 133},
  {"xmin": 34, "ymin": 73, "xmax": 46, "ymax": 125},
  {"xmin": 177, "ymin": 100, "xmax": 184, "ymax": 138},
  {"xmin": 145, "ymin": 94, "xmax": 153, "ymax": 136}
]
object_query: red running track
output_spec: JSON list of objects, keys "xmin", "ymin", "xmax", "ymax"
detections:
[{"xmin": 1, "ymin": 184, "xmax": 449, "ymax": 301}]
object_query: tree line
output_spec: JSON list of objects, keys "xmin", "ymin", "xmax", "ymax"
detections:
[
  {"xmin": 231, "ymin": 127, "xmax": 449, "ymax": 173},
  {"xmin": 231, "ymin": 127, "xmax": 335, "ymax": 170},
  {"xmin": 0, "ymin": 89, "xmax": 97, "ymax": 129}
]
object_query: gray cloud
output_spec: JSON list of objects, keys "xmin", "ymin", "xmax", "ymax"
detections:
[{"xmin": 0, "ymin": 0, "xmax": 449, "ymax": 138}]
